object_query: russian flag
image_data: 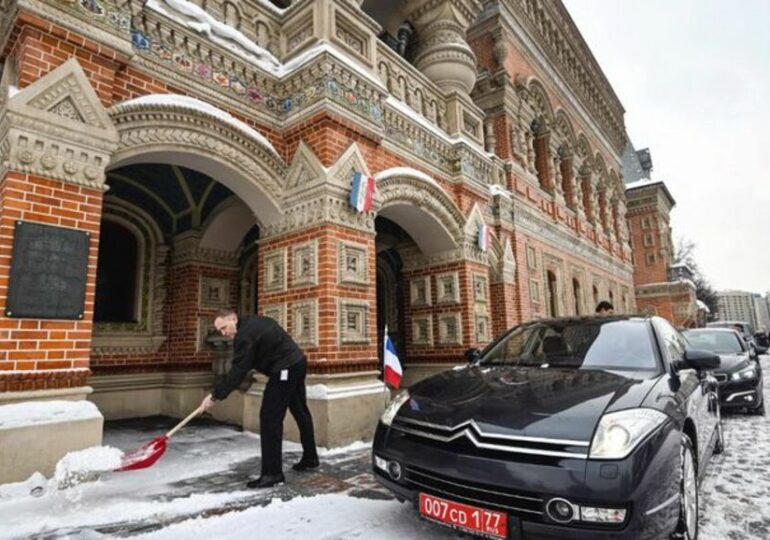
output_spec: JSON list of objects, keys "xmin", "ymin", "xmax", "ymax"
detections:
[
  {"xmin": 478, "ymin": 222, "xmax": 489, "ymax": 251},
  {"xmin": 383, "ymin": 325, "xmax": 402, "ymax": 389},
  {"xmin": 350, "ymin": 172, "xmax": 375, "ymax": 213}
]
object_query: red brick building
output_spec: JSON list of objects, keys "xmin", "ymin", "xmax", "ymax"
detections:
[
  {"xmin": 0, "ymin": 0, "xmax": 634, "ymax": 480},
  {"xmin": 624, "ymin": 145, "xmax": 697, "ymax": 327}
]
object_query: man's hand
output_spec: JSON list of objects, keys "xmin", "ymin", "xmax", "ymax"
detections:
[{"xmin": 200, "ymin": 393, "xmax": 217, "ymax": 412}]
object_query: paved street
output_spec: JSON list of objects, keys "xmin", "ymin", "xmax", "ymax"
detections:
[{"xmin": 1, "ymin": 357, "xmax": 768, "ymax": 539}]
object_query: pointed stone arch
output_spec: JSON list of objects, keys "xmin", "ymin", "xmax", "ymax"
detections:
[
  {"xmin": 108, "ymin": 94, "xmax": 286, "ymax": 228},
  {"xmin": 373, "ymin": 167, "xmax": 464, "ymax": 255}
]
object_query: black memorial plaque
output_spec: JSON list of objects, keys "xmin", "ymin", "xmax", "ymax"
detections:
[{"xmin": 6, "ymin": 221, "xmax": 90, "ymax": 319}]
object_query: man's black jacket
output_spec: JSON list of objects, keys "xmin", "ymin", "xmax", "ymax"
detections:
[{"xmin": 212, "ymin": 315, "xmax": 304, "ymax": 400}]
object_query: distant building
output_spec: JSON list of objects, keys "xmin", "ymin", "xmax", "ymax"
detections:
[
  {"xmin": 624, "ymin": 145, "xmax": 697, "ymax": 327},
  {"xmin": 753, "ymin": 294, "xmax": 770, "ymax": 332},
  {"xmin": 716, "ymin": 290, "xmax": 759, "ymax": 330}
]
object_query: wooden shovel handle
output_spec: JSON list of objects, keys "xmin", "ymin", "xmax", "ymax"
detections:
[{"xmin": 166, "ymin": 405, "xmax": 204, "ymax": 439}]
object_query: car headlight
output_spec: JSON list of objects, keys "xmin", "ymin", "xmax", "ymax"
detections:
[
  {"xmin": 590, "ymin": 408, "xmax": 668, "ymax": 459},
  {"xmin": 380, "ymin": 391, "xmax": 410, "ymax": 427},
  {"xmin": 731, "ymin": 365, "xmax": 758, "ymax": 381}
]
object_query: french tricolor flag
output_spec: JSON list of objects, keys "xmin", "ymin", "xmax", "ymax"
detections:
[
  {"xmin": 383, "ymin": 325, "xmax": 402, "ymax": 389},
  {"xmin": 478, "ymin": 222, "xmax": 489, "ymax": 251},
  {"xmin": 350, "ymin": 172, "xmax": 375, "ymax": 213}
]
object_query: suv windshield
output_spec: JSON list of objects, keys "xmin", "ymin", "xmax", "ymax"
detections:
[
  {"xmin": 480, "ymin": 319, "xmax": 657, "ymax": 371},
  {"xmin": 684, "ymin": 331, "xmax": 744, "ymax": 354}
]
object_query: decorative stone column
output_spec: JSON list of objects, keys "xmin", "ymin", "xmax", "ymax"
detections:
[
  {"xmin": 573, "ymin": 162, "xmax": 586, "ymax": 220},
  {"xmin": 405, "ymin": 0, "xmax": 484, "ymax": 94},
  {"xmin": 552, "ymin": 155, "xmax": 565, "ymax": 206}
]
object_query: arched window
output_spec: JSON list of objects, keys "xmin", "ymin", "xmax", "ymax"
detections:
[
  {"xmin": 95, "ymin": 220, "xmax": 139, "ymax": 322},
  {"xmin": 592, "ymin": 284, "xmax": 599, "ymax": 306},
  {"xmin": 572, "ymin": 278, "xmax": 581, "ymax": 315},
  {"xmin": 546, "ymin": 270, "xmax": 558, "ymax": 317}
]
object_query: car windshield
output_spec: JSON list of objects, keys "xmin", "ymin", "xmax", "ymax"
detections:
[
  {"xmin": 480, "ymin": 319, "xmax": 657, "ymax": 371},
  {"xmin": 684, "ymin": 331, "xmax": 744, "ymax": 354}
]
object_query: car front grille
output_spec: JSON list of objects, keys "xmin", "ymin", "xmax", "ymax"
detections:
[
  {"xmin": 390, "ymin": 417, "xmax": 589, "ymax": 461},
  {"xmin": 404, "ymin": 464, "xmax": 544, "ymax": 517}
]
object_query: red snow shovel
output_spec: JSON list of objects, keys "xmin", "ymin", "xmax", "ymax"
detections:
[{"xmin": 116, "ymin": 405, "xmax": 204, "ymax": 472}]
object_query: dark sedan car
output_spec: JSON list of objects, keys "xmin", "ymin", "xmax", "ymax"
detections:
[
  {"xmin": 684, "ymin": 328, "xmax": 764, "ymax": 415},
  {"xmin": 373, "ymin": 316, "xmax": 722, "ymax": 540}
]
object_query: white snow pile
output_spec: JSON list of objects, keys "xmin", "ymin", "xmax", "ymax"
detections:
[
  {"xmin": 54, "ymin": 446, "xmax": 124, "ymax": 489},
  {"xmin": 0, "ymin": 472, "xmax": 47, "ymax": 501},
  {"xmin": 0, "ymin": 400, "xmax": 101, "ymax": 430}
]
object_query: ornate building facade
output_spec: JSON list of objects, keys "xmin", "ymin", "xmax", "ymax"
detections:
[{"xmin": 0, "ymin": 0, "xmax": 633, "ymax": 480}]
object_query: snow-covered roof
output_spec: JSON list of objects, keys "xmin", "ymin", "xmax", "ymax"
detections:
[
  {"xmin": 147, "ymin": 0, "xmax": 280, "ymax": 68},
  {"xmin": 489, "ymin": 184, "xmax": 513, "ymax": 200},
  {"xmin": 374, "ymin": 167, "xmax": 439, "ymax": 188},
  {"xmin": 384, "ymin": 96, "xmax": 481, "ymax": 150},
  {"xmin": 624, "ymin": 178, "xmax": 661, "ymax": 191},
  {"xmin": 696, "ymin": 299, "xmax": 711, "ymax": 312},
  {"xmin": 146, "ymin": 0, "xmax": 385, "ymax": 90},
  {"xmin": 0, "ymin": 400, "xmax": 102, "ymax": 430},
  {"xmin": 121, "ymin": 94, "xmax": 280, "ymax": 158}
]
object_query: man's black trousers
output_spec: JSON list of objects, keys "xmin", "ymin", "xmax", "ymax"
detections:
[{"xmin": 259, "ymin": 356, "xmax": 318, "ymax": 475}]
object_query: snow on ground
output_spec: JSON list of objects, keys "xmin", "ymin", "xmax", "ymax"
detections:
[
  {"xmin": 699, "ymin": 355, "xmax": 770, "ymax": 539},
  {"xmin": 133, "ymin": 493, "xmax": 455, "ymax": 540},
  {"xmin": 0, "ymin": 422, "xmax": 259, "ymax": 539}
]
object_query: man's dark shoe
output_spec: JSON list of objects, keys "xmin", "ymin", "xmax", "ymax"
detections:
[
  {"xmin": 247, "ymin": 473, "xmax": 285, "ymax": 489},
  {"xmin": 292, "ymin": 457, "xmax": 320, "ymax": 472}
]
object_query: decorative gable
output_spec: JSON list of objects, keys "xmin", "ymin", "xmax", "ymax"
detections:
[
  {"xmin": 328, "ymin": 142, "xmax": 370, "ymax": 189},
  {"xmin": 284, "ymin": 141, "xmax": 326, "ymax": 191},
  {"xmin": 1, "ymin": 58, "xmax": 118, "ymax": 189}
]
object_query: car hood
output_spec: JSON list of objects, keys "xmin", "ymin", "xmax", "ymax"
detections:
[
  {"xmin": 399, "ymin": 365, "xmax": 660, "ymax": 443},
  {"xmin": 714, "ymin": 354, "xmax": 751, "ymax": 373}
]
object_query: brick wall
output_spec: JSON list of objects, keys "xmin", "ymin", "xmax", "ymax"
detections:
[{"xmin": 0, "ymin": 172, "xmax": 103, "ymax": 389}]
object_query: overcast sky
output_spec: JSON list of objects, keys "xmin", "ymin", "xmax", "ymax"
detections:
[{"xmin": 563, "ymin": 0, "xmax": 770, "ymax": 295}]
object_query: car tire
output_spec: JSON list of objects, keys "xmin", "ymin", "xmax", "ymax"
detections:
[
  {"xmin": 671, "ymin": 434, "xmax": 698, "ymax": 540},
  {"xmin": 754, "ymin": 401, "xmax": 765, "ymax": 416}
]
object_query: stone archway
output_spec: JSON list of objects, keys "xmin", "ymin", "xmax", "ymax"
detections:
[
  {"xmin": 373, "ymin": 168, "xmax": 465, "ymax": 254},
  {"xmin": 108, "ymin": 94, "xmax": 286, "ymax": 227}
]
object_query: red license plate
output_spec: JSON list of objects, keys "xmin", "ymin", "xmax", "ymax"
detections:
[{"xmin": 419, "ymin": 492, "xmax": 508, "ymax": 539}]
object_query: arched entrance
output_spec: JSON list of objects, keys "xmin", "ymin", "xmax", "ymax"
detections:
[
  {"xmin": 89, "ymin": 95, "xmax": 286, "ymax": 420},
  {"xmin": 372, "ymin": 169, "xmax": 466, "ymax": 382}
]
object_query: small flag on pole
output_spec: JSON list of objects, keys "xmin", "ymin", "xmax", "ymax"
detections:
[
  {"xmin": 350, "ymin": 172, "xmax": 375, "ymax": 213},
  {"xmin": 383, "ymin": 325, "xmax": 402, "ymax": 389},
  {"xmin": 477, "ymin": 222, "xmax": 489, "ymax": 251}
]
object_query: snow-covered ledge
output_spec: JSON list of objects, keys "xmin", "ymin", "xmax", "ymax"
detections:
[{"xmin": 0, "ymin": 400, "xmax": 103, "ymax": 484}]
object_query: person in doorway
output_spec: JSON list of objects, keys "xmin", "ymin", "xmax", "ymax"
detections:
[
  {"xmin": 595, "ymin": 301, "xmax": 614, "ymax": 316},
  {"xmin": 200, "ymin": 309, "xmax": 319, "ymax": 488}
]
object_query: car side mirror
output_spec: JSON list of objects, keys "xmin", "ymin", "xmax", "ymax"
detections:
[
  {"xmin": 464, "ymin": 347, "xmax": 481, "ymax": 364},
  {"xmin": 677, "ymin": 348, "xmax": 720, "ymax": 371}
]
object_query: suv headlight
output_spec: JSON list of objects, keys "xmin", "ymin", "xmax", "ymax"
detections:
[
  {"xmin": 380, "ymin": 391, "xmax": 410, "ymax": 427},
  {"xmin": 731, "ymin": 365, "xmax": 758, "ymax": 381},
  {"xmin": 590, "ymin": 409, "xmax": 668, "ymax": 459}
]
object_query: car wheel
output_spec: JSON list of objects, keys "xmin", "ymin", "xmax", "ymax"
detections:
[
  {"xmin": 713, "ymin": 408, "xmax": 725, "ymax": 455},
  {"xmin": 671, "ymin": 434, "xmax": 698, "ymax": 540}
]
